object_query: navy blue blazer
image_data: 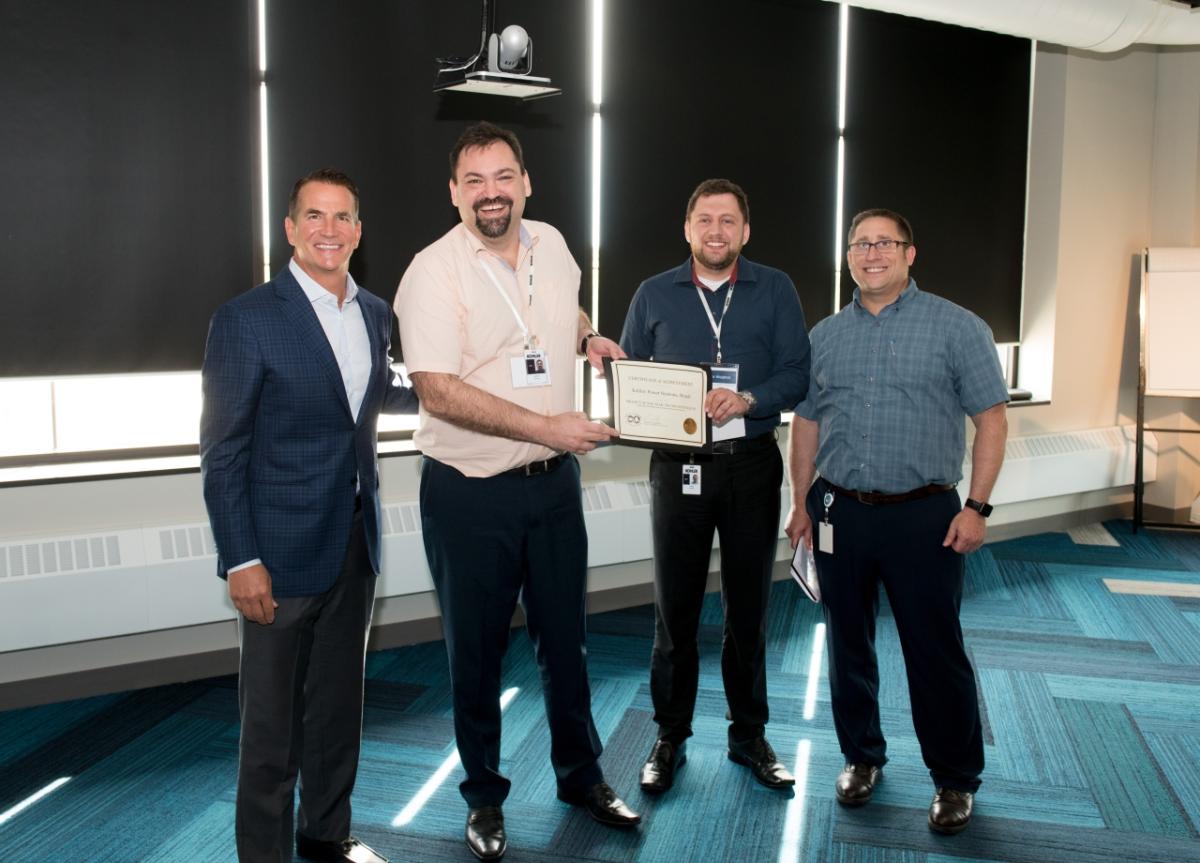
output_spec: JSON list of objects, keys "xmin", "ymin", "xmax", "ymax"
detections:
[{"xmin": 200, "ymin": 267, "xmax": 419, "ymax": 597}]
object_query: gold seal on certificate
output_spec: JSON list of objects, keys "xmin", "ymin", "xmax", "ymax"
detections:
[{"xmin": 604, "ymin": 359, "xmax": 712, "ymax": 450}]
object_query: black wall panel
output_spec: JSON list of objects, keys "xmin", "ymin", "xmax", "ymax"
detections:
[
  {"xmin": 0, "ymin": 0, "xmax": 256, "ymax": 375},
  {"xmin": 841, "ymin": 8, "xmax": 1029, "ymax": 342},
  {"xmin": 599, "ymin": 0, "xmax": 840, "ymax": 337}
]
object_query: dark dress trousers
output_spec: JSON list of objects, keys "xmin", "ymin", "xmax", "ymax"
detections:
[
  {"xmin": 805, "ymin": 481, "xmax": 985, "ymax": 792},
  {"xmin": 201, "ymin": 267, "xmax": 417, "ymax": 862},
  {"xmin": 419, "ymin": 454, "xmax": 604, "ymax": 808}
]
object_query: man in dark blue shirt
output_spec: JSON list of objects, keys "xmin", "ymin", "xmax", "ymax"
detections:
[{"xmin": 620, "ymin": 179, "xmax": 810, "ymax": 795}]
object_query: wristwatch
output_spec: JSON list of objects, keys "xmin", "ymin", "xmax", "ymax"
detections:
[
  {"xmin": 964, "ymin": 498, "xmax": 993, "ymax": 518},
  {"xmin": 738, "ymin": 390, "xmax": 758, "ymax": 413},
  {"xmin": 580, "ymin": 331, "xmax": 599, "ymax": 354}
]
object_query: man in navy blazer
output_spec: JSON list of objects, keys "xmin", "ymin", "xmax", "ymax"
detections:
[{"xmin": 201, "ymin": 168, "xmax": 416, "ymax": 863}]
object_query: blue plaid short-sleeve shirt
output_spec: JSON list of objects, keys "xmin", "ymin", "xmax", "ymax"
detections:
[{"xmin": 794, "ymin": 280, "xmax": 1008, "ymax": 494}]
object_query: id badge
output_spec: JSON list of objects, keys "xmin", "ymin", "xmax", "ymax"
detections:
[
  {"xmin": 818, "ymin": 521, "xmax": 834, "ymax": 554},
  {"xmin": 682, "ymin": 464, "xmax": 701, "ymax": 495},
  {"xmin": 818, "ymin": 489, "xmax": 834, "ymax": 554},
  {"xmin": 510, "ymin": 349, "xmax": 551, "ymax": 388}
]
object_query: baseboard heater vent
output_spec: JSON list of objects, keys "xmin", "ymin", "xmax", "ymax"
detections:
[
  {"xmin": 980, "ymin": 424, "xmax": 1152, "ymax": 504},
  {"xmin": 2, "ymin": 534, "xmax": 123, "ymax": 578}
]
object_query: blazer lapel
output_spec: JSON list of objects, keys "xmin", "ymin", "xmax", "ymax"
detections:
[
  {"xmin": 358, "ymin": 294, "xmax": 384, "ymax": 427},
  {"xmin": 274, "ymin": 270, "xmax": 354, "ymax": 421}
]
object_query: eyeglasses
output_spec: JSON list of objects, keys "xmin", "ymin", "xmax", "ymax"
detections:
[{"xmin": 848, "ymin": 239, "xmax": 910, "ymax": 256}]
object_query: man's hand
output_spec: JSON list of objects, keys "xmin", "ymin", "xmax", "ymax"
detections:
[
  {"xmin": 229, "ymin": 564, "xmax": 278, "ymax": 624},
  {"xmin": 585, "ymin": 335, "xmax": 626, "ymax": 374},
  {"xmin": 544, "ymin": 411, "xmax": 618, "ymax": 454},
  {"xmin": 705, "ymin": 388, "xmax": 751, "ymax": 425},
  {"xmin": 784, "ymin": 504, "xmax": 813, "ymax": 551},
  {"xmin": 943, "ymin": 508, "xmax": 987, "ymax": 554}
]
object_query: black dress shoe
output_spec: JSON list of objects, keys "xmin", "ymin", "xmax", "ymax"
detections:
[
  {"xmin": 728, "ymin": 737, "xmax": 795, "ymax": 789},
  {"xmin": 640, "ymin": 739, "xmax": 686, "ymax": 793},
  {"xmin": 465, "ymin": 806, "xmax": 507, "ymax": 861},
  {"xmin": 835, "ymin": 763, "xmax": 882, "ymax": 806},
  {"xmin": 295, "ymin": 833, "xmax": 388, "ymax": 863},
  {"xmin": 928, "ymin": 788, "xmax": 974, "ymax": 835},
  {"xmin": 557, "ymin": 781, "xmax": 642, "ymax": 826}
]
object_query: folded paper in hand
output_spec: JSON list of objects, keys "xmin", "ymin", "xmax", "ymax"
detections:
[{"xmin": 790, "ymin": 542, "xmax": 820, "ymax": 603}]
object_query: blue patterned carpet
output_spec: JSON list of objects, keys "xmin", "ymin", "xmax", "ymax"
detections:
[{"xmin": 2, "ymin": 520, "xmax": 1199, "ymax": 862}]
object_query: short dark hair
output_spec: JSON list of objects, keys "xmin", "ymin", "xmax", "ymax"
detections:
[
  {"xmin": 288, "ymin": 168, "xmax": 360, "ymax": 221},
  {"xmin": 685, "ymin": 179, "xmax": 750, "ymax": 223},
  {"xmin": 847, "ymin": 208, "xmax": 913, "ymax": 245},
  {"xmin": 449, "ymin": 122, "xmax": 526, "ymax": 180}
]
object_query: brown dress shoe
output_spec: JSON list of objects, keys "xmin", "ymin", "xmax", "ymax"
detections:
[
  {"xmin": 728, "ymin": 737, "xmax": 795, "ymax": 789},
  {"xmin": 465, "ymin": 806, "xmax": 507, "ymax": 860},
  {"xmin": 557, "ymin": 781, "xmax": 642, "ymax": 827},
  {"xmin": 640, "ymin": 739, "xmax": 686, "ymax": 793},
  {"xmin": 928, "ymin": 787, "xmax": 974, "ymax": 834},
  {"xmin": 295, "ymin": 834, "xmax": 388, "ymax": 863},
  {"xmin": 834, "ymin": 763, "xmax": 882, "ymax": 806}
]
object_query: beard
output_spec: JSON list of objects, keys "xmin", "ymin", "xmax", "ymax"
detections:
[
  {"xmin": 693, "ymin": 242, "xmax": 739, "ymax": 274},
  {"xmin": 474, "ymin": 196, "xmax": 514, "ymax": 239}
]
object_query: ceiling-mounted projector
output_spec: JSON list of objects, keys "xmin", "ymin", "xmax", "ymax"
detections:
[{"xmin": 434, "ymin": 0, "xmax": 562, "ymax": 100}]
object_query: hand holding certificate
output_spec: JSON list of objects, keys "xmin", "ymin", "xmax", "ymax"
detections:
[{"xmin": 604, "ymin": 359, "xmax": 712, "ymax": 451}]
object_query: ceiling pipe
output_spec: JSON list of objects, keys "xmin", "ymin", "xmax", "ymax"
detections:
[{"xmin": 820, "ymin": 0, "xmax": 1200, "ymax": 51}]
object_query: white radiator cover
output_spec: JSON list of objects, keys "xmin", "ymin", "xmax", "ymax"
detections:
[{"xmin": 0, "ymin": 425, "xmax": 1153, "ymax": 653}]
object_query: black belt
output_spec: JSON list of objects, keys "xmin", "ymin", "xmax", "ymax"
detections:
[
  {"xmin": 824, "ymin": 480, "xmax": 955, "ymax": 506},
  {"xmin": 501, "ymin": 452, "xmax": 569, "ymax": 477},
  {"xmin": 710, "ymin": 430, "xmax": 777, "ymax": 455}
]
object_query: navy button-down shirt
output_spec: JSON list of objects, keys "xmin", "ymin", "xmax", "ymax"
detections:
[
  {"xmin": 620, "ymin": 257, "xmax": 810, "ymax": 440},
  {"xmin": 794, "ymin": 280, "xmax": 1008, "ymax": 494}
]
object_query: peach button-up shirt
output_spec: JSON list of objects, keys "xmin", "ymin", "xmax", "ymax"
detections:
[{"xmin": 395, "ymin": 220, "xmax": 581, "ymax": 477}]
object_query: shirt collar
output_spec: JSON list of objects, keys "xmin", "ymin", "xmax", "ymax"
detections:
[
  {"xmin": 289, "ymin": 258, "xmax": 358, "ymax": 306},
  {"xmin": 851, "ymin": 277, "xmax": 919, "ymax": 313},
  {"xmin": 671, "ymin": 256, "xmax": 758, "ymax": 287},
  {"xmin": 460, "ymin": 221, "xmax": 537, "ymax": 267}
]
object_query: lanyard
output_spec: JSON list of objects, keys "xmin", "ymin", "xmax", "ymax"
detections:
[
  {"xmin": 479, "ymin": 252, "xmax": 535, "ymax": 349},
  {"xmin": 692, "ymin": 260, "xmax": 738, "ymax": 364}
]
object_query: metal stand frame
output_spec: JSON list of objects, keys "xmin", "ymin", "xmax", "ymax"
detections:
[{"xmin": 1133, "ymin": 248, "xmax": 1200, "ymax": 533}]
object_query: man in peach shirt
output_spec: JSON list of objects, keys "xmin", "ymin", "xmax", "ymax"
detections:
[{"xmin": 394, "ymin": 122, "xmax": 638, "ymax": 862}]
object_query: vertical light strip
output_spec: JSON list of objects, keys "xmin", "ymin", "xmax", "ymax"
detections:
[
  {"xmin": 392, "ymin": 687, "xmax": 520, "ymax": 827},
  {"xmin": 589, "ymin": 0, "xmax": 607, "ymax": 416},
  {"xmin": 833, "ymin": 2, "xmax": 849, "ymax": 310},
  {"xmin": 836, "ymin": 3, "xmax": 848, "ymax": 132},
  {"xmin": 0, "ymin": 777, "xmax": 71, "ymax": 826},
  {"xmin": 591, "ymin": 114, "xmax": 602, "ymax": 278},
  {"xmin": 775, "ymin": 740, "xmax": 813, "ymax": 863},
  {"xmin": 258, "ymin": 0, "xmax": 270, "ymax": 283},
  {"xmin": 591, "ymin": 0, "xmax": 604, "ymax": 108},
  {"xmin": 589, "ymin": 0, "xmax": 604, "ymax": 329},
  {"xmin": 803, "ymin": 622, "xmax": 826, "ymax": 720}
]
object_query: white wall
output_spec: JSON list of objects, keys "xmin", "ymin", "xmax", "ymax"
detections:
[
  {"xmin": 1008, "ymin": 42, "xmax": 1200, "ymax": 519},
  {"xmin": 1147, "ymin": 47, "xmax": 1200, "ymax": 511}
]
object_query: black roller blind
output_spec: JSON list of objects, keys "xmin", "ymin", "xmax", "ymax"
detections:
[
  {"xmin": 841, "ymin": 8, "xmax": 1030, "ymax": 342},
  {"xmin": 0, "ymin": 0, "xmax": 256, "ymax": 375},
  {"xmin": 599, "ymin": 0, "xmax": 840, "ymax": 337}
]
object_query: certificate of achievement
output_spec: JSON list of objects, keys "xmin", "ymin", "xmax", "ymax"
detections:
[{"xmin": 604, "ymin": 359, "xmax": 712, "ymax": 451}]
